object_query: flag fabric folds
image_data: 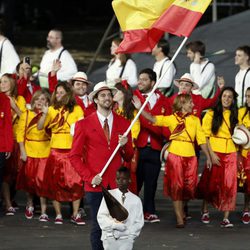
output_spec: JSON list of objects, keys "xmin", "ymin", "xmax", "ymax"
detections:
[{"xmin": 112, "ymin": 0, "xmax": 212, "ymax": 53}]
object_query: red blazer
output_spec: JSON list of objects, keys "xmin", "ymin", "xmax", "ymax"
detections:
[
  {"xmin": 75, "ymin": 96, "xmax": 96, "ymax": 117},
  {"xmin": 0, "ymin": 93, "xmax": 13, "ymax": 152},
  {"xmin": 17, "ymin": 77, "xmax": 41, "ymax": 104},
  {"xmin": 70, "ymin": 111, "xmax": 134, "ymax": 192},
  {"xmin": 169, "ymin": 88, "xmax": 221, "ymax": 119},
  {"xmin": 134, "ymin": 90, "xmax": 171, "ymax": 150}
]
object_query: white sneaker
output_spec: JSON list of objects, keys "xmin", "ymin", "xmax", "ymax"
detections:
[
  {"xmin": 54, "ymin": 214, "xmax": 63, "ymax": 225},
  {"xmin": 39, "ymin": 214, "xmax": 50, "ymax": 222}
]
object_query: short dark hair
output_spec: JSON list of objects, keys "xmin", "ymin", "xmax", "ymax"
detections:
[
  {"xmin": 186, "ymin": 41, "xmax": 206, "ymax": 56},
  {"xmin": 117, "ymin": 166, "xmax": 130, "ymax": 178},
  {"xmin": 157, "ymin": 38, "xmax": 170, "ymax": 56},
  {"xmin": 139, "ymin": 68, "xmax": 157, "ymax": 82},
  {"xmin": 236, "ymin": 45, "xmax": 250, "ymax": 63},
  {"xmin": 50, "ymin": 28, "xmax": 63, "ymax": 41}
]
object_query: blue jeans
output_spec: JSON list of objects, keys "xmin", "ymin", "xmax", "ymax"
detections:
[{"xmin": 85, "ymin": 192, "xmax": 104, "ymax": 250}]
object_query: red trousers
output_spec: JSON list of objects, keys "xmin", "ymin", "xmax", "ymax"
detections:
[
  {"xmin": 164, "ymin": 153, "xmax": 198, "ymax": 201},
  {"xmin": 208, "ymin": 152, "xmax": 237, "ymax": 211},
  {"xmin": 243, "ymin": 151, "xmax": 250, "ymax": 194}
]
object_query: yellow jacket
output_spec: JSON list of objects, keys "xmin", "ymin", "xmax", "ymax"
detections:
[
  {"xmin": 46, "ymin": 105, "xmax": 83, "ymax": 149},
  {"xmin": 238, "ymin": 107, "xmax": 250, "ymax": 158},
  {"xmin": 154, "ymin": 114, "xmax": 206, "ymax": 157},
  {"xmin": 16, "ymin": 110, "xmax": 50, "ymax": 158},
  {"xmin": 202, "ymin": 110, "xmax": 237, "ymax": 153},
  {"xmin": 12, "ymin": 96, "xmax": 26, "ymax": 138},
  {"xmin": 115, "ymin": 107, "xmax": 140, "ymax": 141}
]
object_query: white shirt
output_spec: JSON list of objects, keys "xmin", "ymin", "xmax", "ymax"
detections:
[
  {"xmin": 78, "ymin": 94, "xmax": 91, "ymax": 108},
  {"xmin": 106, "ymin": 58, "xmax": 137, "ymax": 88},
  {"xmin": 235, "ymin": 68, "xmax": 250, "ymax": 107},
  {"xmin": 97, "ymin": 111, "xmax": 113, "ymax": 136},
  {"xmin": 143, "ymin": 92, "xmax": 158, "ymax": 109},
  {"xmin": 190, "ymin": 59, "xmax": 216, "ymax": 98},
  {"xmin": 97, "ymin": 188, "xmax": 144, "ymax": 241},
  {"xmin": 153, "ymin": 57, "xmax": 176, "ymax": 88},
  {"xmin": 0, "ymin": 38, "xmax": 20, "ymax": 77},
  {"xmin": 39, "ymin": 46, "xmax": 77, "ymax": 87}
]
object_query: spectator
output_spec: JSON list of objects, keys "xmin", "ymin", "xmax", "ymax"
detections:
[
  {"xmin": 152, "ymin": 38, "xmax": 176, "ymax": 96},
  {"xmin": 234, "ymin": 45, "xmax": 250, "ymax": 107},
  {"xmin": 186, "ymin": 41, "xmax": 216, "ymax": 98},
  {"xmin": 39, "ymin": 29, "xmax": 77, "ymax": 88},
  {"xmin": 106, "ymin": 37, "xmax": 137, "ymax": 88},
  {"xmin": 0, "ymin": 18, "xmax": 20, "ymax": 77}
]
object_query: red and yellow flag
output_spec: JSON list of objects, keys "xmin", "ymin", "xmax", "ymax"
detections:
[{"xmin": 112, "ymin": 0, "xmax": 212, "ymax": 53}]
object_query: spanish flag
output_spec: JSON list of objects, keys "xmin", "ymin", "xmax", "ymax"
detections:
[{"xmin": 112, "ymin": 0, "xmax": 212, "ymax": 53}]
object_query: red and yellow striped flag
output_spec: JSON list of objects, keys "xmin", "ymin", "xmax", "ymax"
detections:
[{"xmin": 112, "ymin": 0, "xmax": 212, "ymax": 53}]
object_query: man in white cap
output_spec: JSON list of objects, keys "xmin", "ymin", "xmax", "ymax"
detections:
[
  {"xmin": 47, "ymin": 59, "xmax": 95, "ymax": 116},
  {"xmin": 70, "ymin": 81, "xmax": 134, "ymax": 250},
  {"xmin": 71, "ymin": 71, "xmax": 96, "ymax": 116},
  {"xmin": 169, "ymin": 73, "xmax": 225, "ymax": 119}
]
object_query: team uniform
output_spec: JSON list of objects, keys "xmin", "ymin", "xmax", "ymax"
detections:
[
  {"xmin": 4, "ymin": 96, "xmax": 26, "ymax": 185},
  {"xmin": 16, "ymin": 110, "xmax": 50, "ymax": 196},
  {"xmin": 42, "ymin": 105, "xmax": 84, "ymax": 202},
  {"xmin": 154, "ymin": 113, "xmax": 206, "ymax": 200},
  {"xmin": 202, "ymin": 110, "xmax": 237, "ymax": 211},
  {"xmin": 115, "ymin": 107, "xmax": 140, "ymax": 194},
  {"xmin": 238, "ymin": 107, "xmax": 250, "ymax": 193}
]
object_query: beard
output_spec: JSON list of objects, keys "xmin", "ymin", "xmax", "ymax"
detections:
[{"xmin": 47, "ymin": 41, "xmax": 53, "ymax": 49}]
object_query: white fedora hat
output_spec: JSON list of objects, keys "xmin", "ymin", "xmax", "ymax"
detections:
[
  {"xmin": 72, "ymin": 72, "xmax": 91, "ymax": 84},
  {"xmin": 88, "ymin": 81, "xmax": 117, "ymax": 101},
  {"xmin": 232, "ymin": 125, "xmax": 250, "ymax": 149},
  {"xmin": 174, "ymin": 73, "xmax": 199, "ymax": 90}
]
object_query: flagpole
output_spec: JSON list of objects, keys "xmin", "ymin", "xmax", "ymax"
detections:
[{"xmin": 98, "ymin": 36, "xmax": 188, "ymax": 178}]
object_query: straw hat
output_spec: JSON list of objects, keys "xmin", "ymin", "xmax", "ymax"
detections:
[
  {"xmin": 174, "ymin": 73, "xmax": 199, "ymax": 90},
  {"xmin": 232, "ymin": 125, "xmax": 250, "ymax": 149},
  {"xmin": 72, "ymin": 72, "xmax": 91, "ymax": 84},
  {"xmin": 88, "ymin": 81, "xmax": 117, "ymax": 101}
]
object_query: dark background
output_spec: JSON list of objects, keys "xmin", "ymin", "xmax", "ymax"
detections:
[{"xmin": 0, "ymin": 0, "xmax": 249, "ymax": 72}]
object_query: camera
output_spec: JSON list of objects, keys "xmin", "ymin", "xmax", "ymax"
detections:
[{"xmin": 23, "ymin": 56, "xmax": 31, "ymax": 65}]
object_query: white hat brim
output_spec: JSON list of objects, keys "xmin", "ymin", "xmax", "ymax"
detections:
[
  {"xmin": 89, "ymin": 86, "xmax": 117, "ymax": 101},
  {"xmin": 174, "ymin": 78, "xmax": 199, "ymax": 90}
]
